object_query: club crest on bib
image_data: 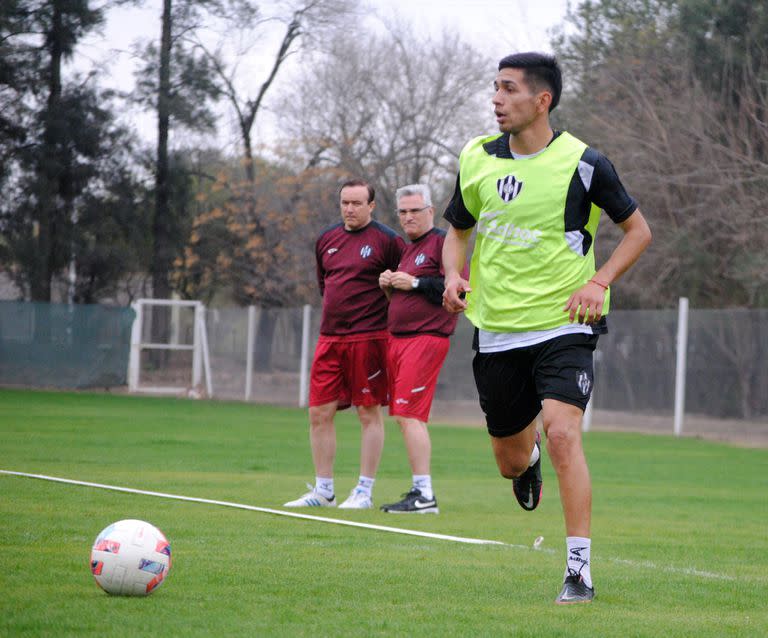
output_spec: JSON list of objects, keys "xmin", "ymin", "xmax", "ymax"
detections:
[{"xmin": 497, "ymin": 174, "xmax": 524, "ymax": 202}]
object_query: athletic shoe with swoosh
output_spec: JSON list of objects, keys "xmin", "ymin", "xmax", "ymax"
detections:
[
  {"xmin": 512, "ymin": 430, "xmax": 542, "ymax": 511},
  {"xmin": 380, "ymin": 488, "xmax": 439, "ymax": 514},
  {"xmin": 555, "ymin": 571, "xmax": 595, "ymax": 604}
]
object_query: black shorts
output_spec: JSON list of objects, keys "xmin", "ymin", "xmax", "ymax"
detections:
[{"xmin": 472, "ymin": 333, "xmax": 598, "ymax": 438}]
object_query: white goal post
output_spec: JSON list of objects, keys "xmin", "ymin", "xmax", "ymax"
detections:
[{"xmin": 127, "ymin": 298, "xmax": 213, "ymax": 397}]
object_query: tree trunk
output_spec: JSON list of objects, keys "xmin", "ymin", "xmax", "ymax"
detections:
[
  {"xmin": 153, "ymin": 0, "xmax": 173, "ymax": 302},
  {"xmin": 29, "ymin": 1, "xmax": 66, "ymax": 344},
  {"xmin": 31, "ymin": 1, "xmax": 64, "ymax": 305},
  {"xmin": 151, "ymin": 0, "xmax": 173, "ymax": 355},
  {"xmin": 242, "ymin": 122, "xmax": 255, "ymax": 184}
]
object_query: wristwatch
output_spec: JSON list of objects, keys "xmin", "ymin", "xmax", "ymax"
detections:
[{"xmin": 411, "ymin": 277, "xmax": 420, "ymax": 289}]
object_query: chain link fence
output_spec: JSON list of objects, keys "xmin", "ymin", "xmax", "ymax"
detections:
[
  {"xmin": 1, "ymin": 301, "xmax": 766, "ymax": 444},
  {"xmin": 200, "ymin": 304, "xmax": 768, "ymax": 444},
  {"xmin": 0, "ymin": 301, "xmax": 134, "ymax": 389}
]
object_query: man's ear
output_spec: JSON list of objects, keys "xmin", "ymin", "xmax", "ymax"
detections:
[{"xmin": 538, "ymin": 90, "xmax": 553, "ymax": 113}]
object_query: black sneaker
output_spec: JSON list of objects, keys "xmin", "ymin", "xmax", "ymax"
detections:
[
  {"xmin": 380, "ymin": 488, "xmax": 439, "ymax": 514},
  {"xmin": 512, "ymin": 430, "xmax": 542, "ymax": 511},
  {"xmin": 555, "ymin": 571, "xmax": 595, "ymax": 604}
]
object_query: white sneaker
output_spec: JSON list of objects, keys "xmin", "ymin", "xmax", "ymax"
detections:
[
  {"xmin": 338, "ymin": 488, "xmax": 373, "ymax": 509},
  {"xmin": 283, "ymin": 484, "xmax": 336, "ymax": 508}
]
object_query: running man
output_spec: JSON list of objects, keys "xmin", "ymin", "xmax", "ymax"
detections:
[
  {"xmin": 378, "ymin": 184, "xmax": 463, "ymax": 514},
  {"xmin": 284, "ymin": 179, "xmax": 404, "ymax": 509},
  {"xmin": 442, "ymin": 52, "xmax": 651, "ymax": 603}
]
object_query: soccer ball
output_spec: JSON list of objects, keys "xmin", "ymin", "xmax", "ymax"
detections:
[{"xmin": 90, "ymin": 519, "xmax": 172, "ymax": 596}]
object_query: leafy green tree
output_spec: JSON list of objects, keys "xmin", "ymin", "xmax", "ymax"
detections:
[
  {"xmin": 677, "ymin": 0, "xmax": 768, "ymax": 97},
  {"xmin": 0, "ymin": 1, "xmax": 31, "ymax": 186},
  {"xmin": 0, "ymin": 1, "xmax": 104, "ymax": 302},
  {"xmin": 72, "ymin": 164, "xmax": 153, "ymax": 304},
  {"xmin": 132, "ymin": 0, "xmax": 227, "ymax": 303},
  {"xmin": 134, "ymin": 0, "xmax": 291, "ymax": 305},
  {"xmin": 0, "ymin": 1, "xmax": 145, "ymax": 308}
]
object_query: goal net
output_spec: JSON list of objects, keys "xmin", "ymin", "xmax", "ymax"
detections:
[{"xmin": 127, "ymin": 299, "xmax": 213, "ymax": 397}]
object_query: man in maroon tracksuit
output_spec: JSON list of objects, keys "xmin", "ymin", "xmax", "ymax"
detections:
[
  {"xmin": 284, "ymin": 179, "xmax": 404, "ymax": 509},
  {"xmin": 378, "ymin": 184, "xmax": 462, "ymax": 514}
]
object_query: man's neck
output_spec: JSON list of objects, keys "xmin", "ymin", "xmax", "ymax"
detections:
[
  {"xmin": 508, "ymin": 121, "xmax": 554, "ymax": 156},
  {"xmin": 409, "ymin": 226, "xmax": 434, "ymax": 243},
  {"xmin": 344, "ymin": 219, "xmax": 372, "ymax": 232}
]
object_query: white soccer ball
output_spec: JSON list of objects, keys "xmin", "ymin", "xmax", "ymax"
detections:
[{"xmin": 90, "ymin": 519, "xmax": 172, "ymax": 596}]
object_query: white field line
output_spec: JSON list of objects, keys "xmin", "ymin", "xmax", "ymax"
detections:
[
  {"xmin": 0, "ymin": 470, "xmax": 736, "ymax": 582},
  {"xmin": 0, "ymin": 470, "xmax": 515, "ymax": 547}
]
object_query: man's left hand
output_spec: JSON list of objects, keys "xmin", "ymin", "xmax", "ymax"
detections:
[
  {"xmin": 564, "ymin": 281, "xmax": 607, "ymax": 323},
  {"xmin": 389, "ymin": 271, "xmax": 417, "ymax": 291}
]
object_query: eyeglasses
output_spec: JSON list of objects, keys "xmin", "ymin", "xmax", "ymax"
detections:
[{"xmin": 397, "ymin": 206, "xmax": 429, "ymax": 215}]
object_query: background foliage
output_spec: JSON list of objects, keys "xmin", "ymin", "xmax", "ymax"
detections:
[{"xmin": 1, "ymin": 0, "xmax": 766, "ymax": 309}]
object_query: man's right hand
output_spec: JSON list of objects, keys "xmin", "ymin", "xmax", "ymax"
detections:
[
  {"xmin": 442, "ymin": 273, "xmax": 471, "ymax": 313},
  {"xmin": 379, "ymin": 269, "xmax": 393, "ymax": 290}
]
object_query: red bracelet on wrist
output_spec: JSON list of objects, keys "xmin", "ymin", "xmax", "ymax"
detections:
[{"xmin": 589, "ymin": 278, "xmax": 609, "ymax": 290}]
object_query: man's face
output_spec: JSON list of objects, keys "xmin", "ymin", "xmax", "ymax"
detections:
[
  {"xmin": 339, "ymin": 185, "xmax": 375, "ymax": 231},
  {"xmin": 396, "ymin": 193, "xmax": 434, "ymax": 240},
  {"xmin": 492, "ymin": 67, "xmax": 548, "ymax": 135}
]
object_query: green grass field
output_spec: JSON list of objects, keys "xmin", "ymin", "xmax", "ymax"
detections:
[{"xmin": 1, "ymin": 389, "xmax": 766, "ymax": 637}]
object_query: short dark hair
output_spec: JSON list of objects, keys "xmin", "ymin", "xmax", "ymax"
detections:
[
  {"xmin": 498, "ymin": 52, "xmax": 562, "ymax": 112},
  {"xmin": 339, "ymin": 178, "xmax": 375, "ymax": 203}
]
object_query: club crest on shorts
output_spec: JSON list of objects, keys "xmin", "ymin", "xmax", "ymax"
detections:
[
  {"xmin": 577, "ymin": 370, "xmax": 591, "ymax": 396},
  {"xmin": 414, "ymin": 252, "xmax": 426, "ymax": 266},
  {"xmin": 360, "ymin": 245, "xmax": 372, "ymax": 258},
  {"xmin": 497, "ymin": 174, "xmax": 523, "ymax": 202}
]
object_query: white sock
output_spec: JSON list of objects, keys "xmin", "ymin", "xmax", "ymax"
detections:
[
  {"xmin": 356, "ymin": 475, "xmax": 375, "ymax": 497},
  {"xmin": 412, "ymin": 474, "xmax": 433, "ymax": 500},
  {"xmin": 315, "ymin": 477, "xmax": 334, "ymax": 500},
  {"xmin": 529, "ymin": 441, "xmax": 540, "ymax": 467},
  {"xmin": 565, "ymin": 537, "xmax": 592, "ymax": 588}
]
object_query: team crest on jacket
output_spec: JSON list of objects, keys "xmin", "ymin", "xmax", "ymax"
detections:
[
  {"xmin": 360, "ymin": 245, "xmax": 372, "ymax": 258},
  {"xmin": 414, "ymin": 252, "xmax": 426, "ymax": 266},
  {"xmin": 497, "ymin": 174, "xmax": 523, "ymax": 202}
]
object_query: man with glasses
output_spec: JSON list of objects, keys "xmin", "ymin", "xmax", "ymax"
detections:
[
  {"xmin": 378, "ymin": 184, "xmax": 464, "ymax": 514},
  {"xmin": 284, "ymin": 179, "xmax": 404, "ymax": 510}
]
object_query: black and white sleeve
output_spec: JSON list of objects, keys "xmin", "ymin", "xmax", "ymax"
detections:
[
  {"xmin": 589, "ymin": 153, "xmax": 638, "ymax": 224},
  {"xmin": 443, "ymin": 173, "xmax": 477, "ymax": 230}
]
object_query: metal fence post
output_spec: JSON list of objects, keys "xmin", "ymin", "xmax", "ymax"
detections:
[
  {"xmin": 245, "ymin": 305, "xmax": 256, "ymax": 401},
  {"xmin": 674, "ymin": 297, "xmax": 689, "ymax": 436},
  {"xmin": 196, "ymin": 306, "xmax": 214, "ymax": 398},
  {"xmin": 128, "ymin": 302, "xmax": 142, "ymax": 392},
  {"xmin": 299, "ymin": 305, "xmax": 311, "ymax": 407},
  {"xmin": 192, "ymin": 303, "xmax": 202, "ymax": 389}
]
